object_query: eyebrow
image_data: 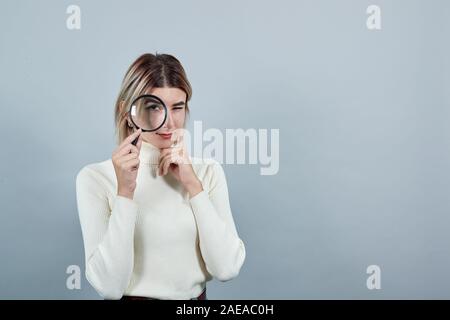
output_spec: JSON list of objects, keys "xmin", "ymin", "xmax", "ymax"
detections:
[{"xmin": 172, "ymin": 101, "xmax": 185, "ymax": 107}]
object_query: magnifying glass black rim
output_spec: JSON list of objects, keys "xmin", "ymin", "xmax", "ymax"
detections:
[{"xmin": 128, "ymin": 94, "xmax": 168, "ymax": 132}]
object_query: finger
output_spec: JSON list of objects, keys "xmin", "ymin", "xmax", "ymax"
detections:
[
  {"xmin": 136, "ymin": 134, "xmax": 143, "ymax": 151},
  {"xmin": 118, "ymin": 152, "xmax": 138, "ymax": 164},
  {"xmin": 172, "ymin": 129, "xmax": 184, "ymax": 144},
  {"xmin": 123, "ymin": 158, "xmax": 140, "ymax": 171},
  {"xmin": 170, "ymin": 131, "xmax": 180, "ymax": 147},
  {"xmin": 159, "ymin": 154, "xmax": 169, "ymax": 176},
  {"xmin": 172, "ymin": 148, "xmax": 182, "ymax": 165},
  {"xmin": 158, "ymin": 148, "xmax": 173, "ymax": 163},
  {"xmin": 164, "ymin": 153, "xmax": 175, "ymax": 175},
  {"xmin": 158, "ymin": 157, "xmax": 165, "ymax": 176},
  {"xmin": 115, "ymin": 144, "xmax": 139, "ymax": 158},
  {"xmin": 159, "ymin": 154, "xmax": 172, "ymax": 176},
  {"xmin": 176, "ymin": 130, "xmax": 184, "ymax": 145},
  {"xmin": 161, "ymin": 156, "xmax": 169, "ymax": 176},
  {"xmin": 164, "ymin": 147, "xmax": 184, "ymax": 165},
  {"xmin": 159, "ymin": 152, "xmax": 172, "ymax": 167},
  {"xmin": 170, "ymin": 146, "xmax": 184, "ymax": 163},
  {"xmin": 114, "ymin": 140, "xmax": 139, "ymax": 157},
  {"xmin": 118, "ymin": 128, "xmax": 142, "ymax": 150},
  {"xmin": 164, "ymin": 145, "xmax": 183, "ymax": 157}
]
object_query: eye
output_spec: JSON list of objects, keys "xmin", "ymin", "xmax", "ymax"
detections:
[
  {"xmin": 172, "ymin": 107, "xmax": 184, "ymax": 111},
  {"xmin": 145, "ymin": 104, "xmax": 162, "ymax": 111}
]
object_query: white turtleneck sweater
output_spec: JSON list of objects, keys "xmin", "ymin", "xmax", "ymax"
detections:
[{"xmin": 75, "ymin": 141, "xmax": 246, "ymax": 300}]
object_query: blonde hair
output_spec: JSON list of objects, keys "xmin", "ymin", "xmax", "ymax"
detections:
[{"xmin": 114, "ymin": 53, "xmax": 192, "ymax": 144}]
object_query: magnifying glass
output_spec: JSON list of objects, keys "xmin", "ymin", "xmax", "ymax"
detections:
[{"xmin": 128, "ymin": 94, "xmax": 168, "ymax": 145}]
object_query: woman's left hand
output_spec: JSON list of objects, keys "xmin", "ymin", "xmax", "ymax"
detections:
[{"xmin": 158, "ymin": 130, "xmax": 203, "ymax": 198}]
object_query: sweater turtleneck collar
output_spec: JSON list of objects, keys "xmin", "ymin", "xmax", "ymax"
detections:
[{"xmin": 139, "ymin": 141, "xmax": 161, "ymax": 165}]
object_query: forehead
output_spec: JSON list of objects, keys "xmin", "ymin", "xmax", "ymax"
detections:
[{"xmin": 146, "ymin": 87, "xmax": 186, "ymax": 105}]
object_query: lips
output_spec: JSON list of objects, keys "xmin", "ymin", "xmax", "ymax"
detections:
[{"xmin": 157, "ymin": 133, "xmax": 172, "ymax": 139}]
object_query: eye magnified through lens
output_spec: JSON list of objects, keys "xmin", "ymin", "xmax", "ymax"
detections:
[{"xmin": 128, "ymin": 94, "xmax": 168, "ymax": 145}]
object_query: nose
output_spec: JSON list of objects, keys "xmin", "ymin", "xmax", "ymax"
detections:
[{"xmin": 163, "ymin": 109, "xmax": 175, "ymax": 130}]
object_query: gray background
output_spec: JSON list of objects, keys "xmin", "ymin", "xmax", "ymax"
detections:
[{"xmin": 0, "ymin": 0, "xmax": 449, "ymax": 299}]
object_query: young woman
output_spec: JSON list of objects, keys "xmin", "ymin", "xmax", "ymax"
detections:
[{"xmin": 76, "ymin": 53, "xmax": 246, "ymax": 300}]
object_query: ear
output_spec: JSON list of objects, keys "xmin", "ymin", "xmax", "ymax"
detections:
[
  {"xmin": 124, "ymin": 111, "xmax": 133, "ymax": 128},
  {"xmin": 127, "ymin": 117, "xmax": 133, "ymax": 128}
]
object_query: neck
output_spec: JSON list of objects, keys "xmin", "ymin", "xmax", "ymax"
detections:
[{"xmin": 139, "ymin": 140, "xmax": 161, "ymax": 165}]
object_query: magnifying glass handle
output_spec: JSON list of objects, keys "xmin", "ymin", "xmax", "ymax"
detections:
[{"xmin": 131, "ymin": 127, "xmax": 141, "ymax": 147}]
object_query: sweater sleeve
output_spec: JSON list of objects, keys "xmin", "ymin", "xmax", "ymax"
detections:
[
  {"xmin": 75, "ymin": 166, "xmax": 138, "ymax": 299},
  {"xmin": 189, "ymin": 161, "xmax": 246, "ymax": 282}
]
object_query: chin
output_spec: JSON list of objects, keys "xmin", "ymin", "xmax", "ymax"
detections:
[
  {"xmin": 145, "ymin": 138, "xmax": 173, "ymax": 149},
  {"xmin": 158, "ymin": 139, "xmax": 174, "ymax": 149}
]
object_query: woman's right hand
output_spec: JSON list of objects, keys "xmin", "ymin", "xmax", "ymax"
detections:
[{"xmin": 112, "ymin": 128, "xmax": 143, "ymax": 200}]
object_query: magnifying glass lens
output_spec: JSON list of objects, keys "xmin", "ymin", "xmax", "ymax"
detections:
[{"xmin": 130, "ymin": 95, "xmax": 166, "ymax": 131}]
